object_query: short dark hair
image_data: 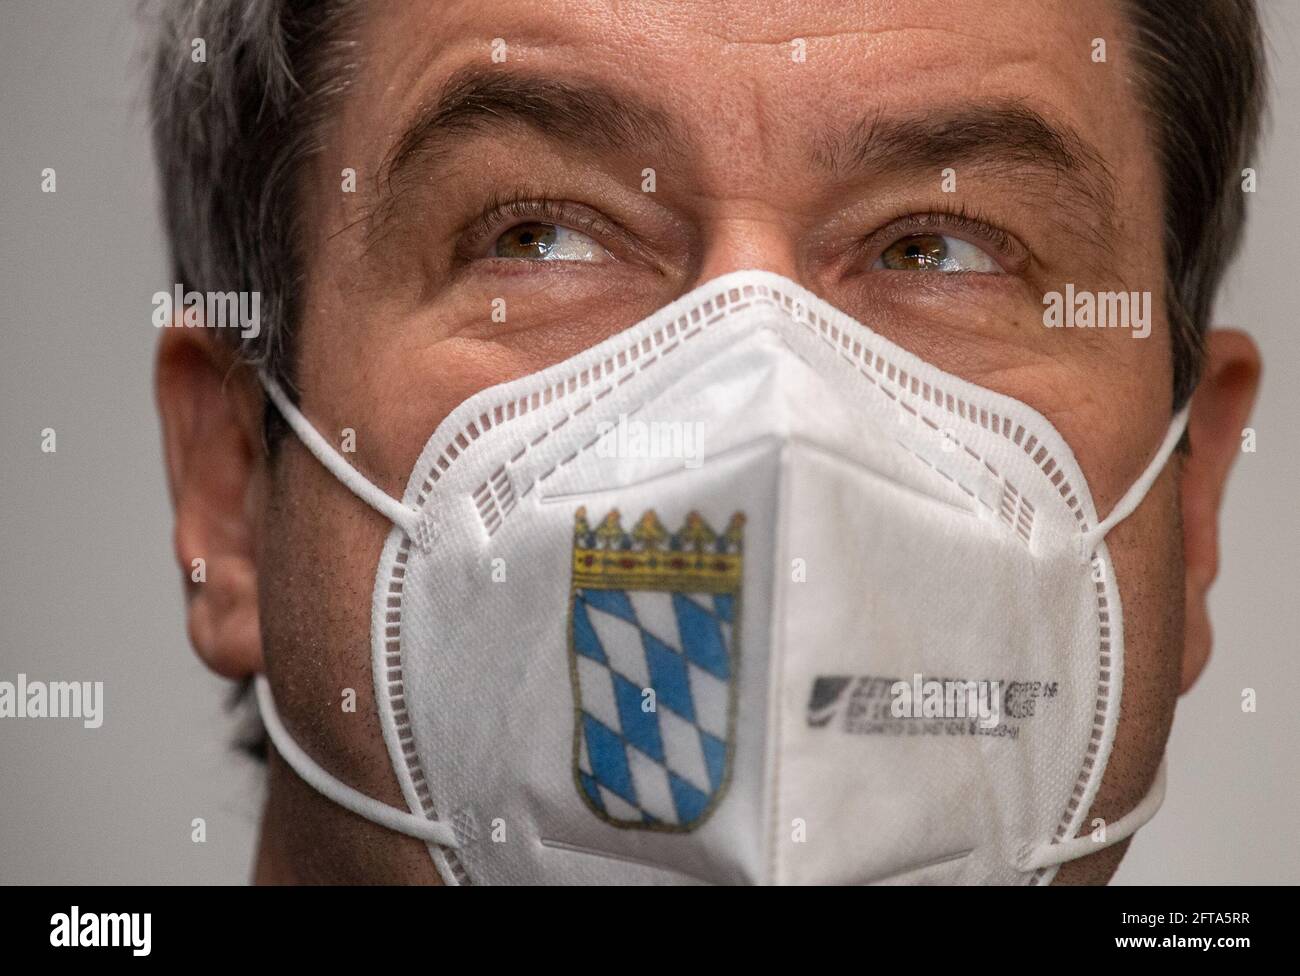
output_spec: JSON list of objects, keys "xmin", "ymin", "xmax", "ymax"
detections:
[
  {"xmin": 1120, "ymin": 0, "xmax": 1266, "ymax": 407},
  {"xmin": 147, "ymin": 0, "xmax": 358, "ymax": 399}
]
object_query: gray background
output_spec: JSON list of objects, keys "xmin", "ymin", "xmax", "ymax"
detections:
[{"xmin": 0, "ymin": 0, "xmax": 1295, "ymax": 885}]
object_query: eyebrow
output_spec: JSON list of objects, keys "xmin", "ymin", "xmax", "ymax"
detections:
[
  {"xmin": 379, "ymin": 66, "xmax": 690, "ymax": 195},
  {"xmin": 375, "ymin": 70, "xmax": 1117, "ymax": 249},
  {"xmin": 811, "ymin": 100, "xmax": 1118, "ymax": 240}
]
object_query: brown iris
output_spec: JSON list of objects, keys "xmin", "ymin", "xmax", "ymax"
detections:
[
  {"xmin": 881, "ymin": 233, "xmax": 948, "ymax": 270},
  {"xmin": 495, "ymin": 221, "xmax": 558, "ymax": 259}
]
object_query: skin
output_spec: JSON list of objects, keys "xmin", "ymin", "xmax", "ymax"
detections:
[{"xmin": 156, "ymin": 0, "xmax": 1260, "ymax": 883}]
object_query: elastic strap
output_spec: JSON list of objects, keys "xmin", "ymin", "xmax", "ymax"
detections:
[
  {"xmin": 261, "ymin": 374, "xmax": 431, "ymax": 548},
  {"xmin": 1019, "ymin": 757, "xmax": 1166, "ymax": 871},
  {"xmin": 254, "ymin": 676, "xmax": 460, "ymax": 849},
  {"xmin": 1077, "ymin": 406, "xmax": 1190, "ymax": 560}
]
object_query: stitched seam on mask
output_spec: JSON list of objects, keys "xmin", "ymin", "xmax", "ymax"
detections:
[
  {"xmin": 755, "ymin": 284, "xmax": 1108, "ymax": 884},
  {"xmin": 1031, "ymin": 566, "xmax": 1112, "ymax": 884},
  {"xmin": 764, "ymin": 282, "xmax": 1109, "ymax": 882},
  {"xmin": 412, "ymin": 296, "xmax": 745, "ymax": 509},
  {"xmin": 383, "ymin": 289, "xmax": 755, "ymax": 882},
  {"xmin": 384, "ymin": 541, "xmax": 472, "ymax": 885},
  {"xmin": 409, "ymin": 282, "xmax": 1075, "ymax": 542},
  {"xmin": 459, "ymin": 304, "xmax": 755, "ymax": 531},
  {"xmin": 394, "ymin": 278, "xmax": 1104, "ymax": 882},
  {"xmin": 405, "ymin": 282, "xmax": 1012, "ymax": 541},
  {"xmin": 450, "ymin": 285, "xmax": 1020, "ymax": 540},
  {"xmin": 763, "ymin": 288, "xmax": 1048, "ymax": 546}
]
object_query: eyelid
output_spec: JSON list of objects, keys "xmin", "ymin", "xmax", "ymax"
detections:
[
  {"xmin": 863, "ymin": 209, "xmax": 1029, "ymax": 273},
  {"xmin": 455, "ymin": 193, "xmax": 628, "ymax": 263}
]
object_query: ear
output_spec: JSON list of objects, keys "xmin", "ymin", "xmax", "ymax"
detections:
[
  {"xmin": 155, "ymin": 322, "xmax": 266, "ymax": 679},
  {"xmin": 1179, "ymin": 329, "xmax": 1261, "ymax": 693}
]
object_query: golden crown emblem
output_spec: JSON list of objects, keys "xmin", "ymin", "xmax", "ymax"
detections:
[{"xmin": 572, "ymin": 507, "xmax": 745, "ymax": 593}]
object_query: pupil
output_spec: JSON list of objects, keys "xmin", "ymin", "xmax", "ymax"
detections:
[
  {"xmin": 495, "ymin": 221, "xmax": 558, "ymax": 258},
  {"xmin": 889, "ymin": 235, "xmax": 947, "ymax": 269}
]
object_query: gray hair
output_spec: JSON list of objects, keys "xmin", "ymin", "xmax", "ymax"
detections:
[{"xmin": 147, "ymin": 0, "xmax": 357, "ymax": 400}]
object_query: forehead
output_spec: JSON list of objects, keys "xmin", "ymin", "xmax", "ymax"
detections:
[{"xmin": 341, "ymin": 0, "xmax": 1147, "ymax": 181}]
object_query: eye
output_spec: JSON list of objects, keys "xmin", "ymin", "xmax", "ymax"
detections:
[
  {"xmin": 492, "ymin": 221, "xmax": 611, "ymax": 262},
  {"xmin": 874, "ymin": 233, "xmax": 1001, "ymax": 273}
]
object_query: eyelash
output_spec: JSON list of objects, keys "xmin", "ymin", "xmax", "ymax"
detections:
[
  {"xmin": 454, "ymin": 189, "xmax": 624, "ymax": 263},
  {"xmin": 456, "ymin": 191, "xmax": 1019, "ymax": 270},
  {"xmin": 863, "ymin": 203, "xmax": 1018, "ymax": 266}
]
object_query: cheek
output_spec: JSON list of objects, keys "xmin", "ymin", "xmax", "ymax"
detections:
[
  {"xmin": 1112, "ymin": 461, "xmax": 1185, "ymax": 727},
  {"xmin": 1079, "ymin": 459, "xmax": 1185, "ymax": 875},
  {"xmin": 1052, "ymin": 458, "xmax": 1183, "ymax": 884},
  {"xmin": 258, "ymin": 447, "xmax": 403, "ymax": 806},
  {"xmin": 303, "ymin": 268, "xmax": 681, "ymax": 495}
]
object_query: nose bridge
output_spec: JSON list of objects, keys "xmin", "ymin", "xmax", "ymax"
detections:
[{"xmin": 692, "ymin": 210, "xmax": 804, "ymax": 286}]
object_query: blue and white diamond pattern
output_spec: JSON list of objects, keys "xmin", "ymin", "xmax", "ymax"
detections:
[{"xmin": 572, "ymin": 587, "xmax": 736, "ymax": 829}]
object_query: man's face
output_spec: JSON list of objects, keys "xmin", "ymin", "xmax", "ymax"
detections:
[{"xmin": 164, "ymin": 0, "xmax": 1258, "ymax": 883}]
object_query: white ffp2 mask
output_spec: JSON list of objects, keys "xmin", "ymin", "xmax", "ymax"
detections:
[{"xmin": 256, "ymin": 270, "xmax": 1183, "ymax": 885}]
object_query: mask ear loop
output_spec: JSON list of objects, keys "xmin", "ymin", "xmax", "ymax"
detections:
[
  {"xmin": 261, "ymin": 375, "xmax": 435, "ymax": 551},
  {"xmin": 1018, "ymin": 757, "xmax": 1166, "ymax": 871},
  {"xmin": 254, "ymin": 677, "xmax": 461, "ymax": 848},
  {"xmin": 1036, "ymin": 407, "xmax": 1187, "ymax": 870},
  {"xmin": 1076, "ymin": 405, "xmax": 1191, "ymax": 562},
  {"xmin": 256, "ymin": 375, "xmax": 457, "ymax": 848}
]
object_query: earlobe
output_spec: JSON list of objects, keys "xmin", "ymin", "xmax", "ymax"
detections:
[
  {"xmin": 155, "ymin": 322, "xmax": 266, "ymax": 679},
  {"xmin": 1178, "ymin": 329, "xmax": 1261, "ymax": 693}
]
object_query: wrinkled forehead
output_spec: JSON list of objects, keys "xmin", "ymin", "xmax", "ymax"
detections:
[{"xmin": 334, "ymin": 0, "xmax": 1150, "ymax": 194}]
